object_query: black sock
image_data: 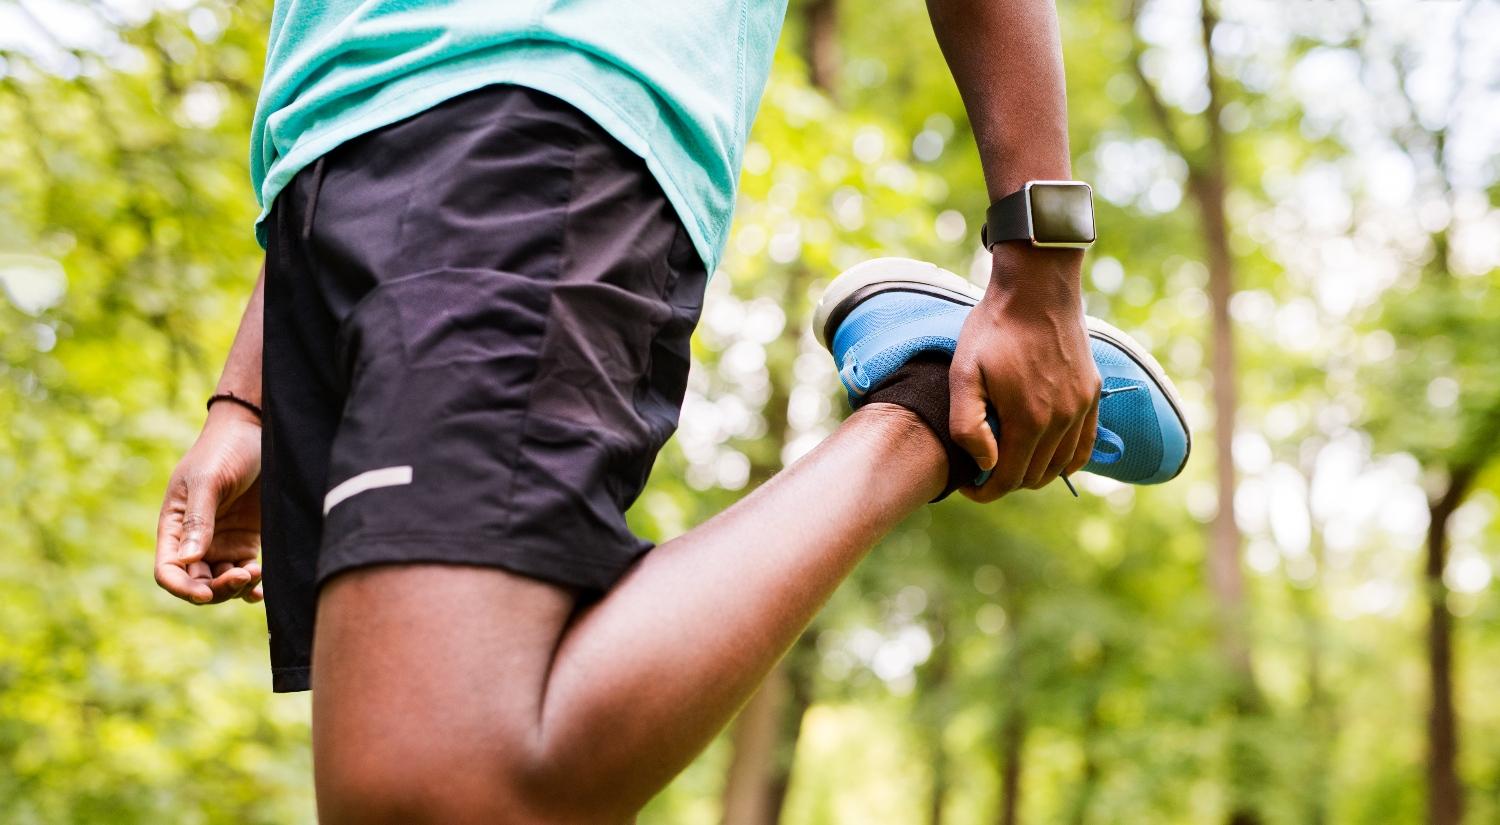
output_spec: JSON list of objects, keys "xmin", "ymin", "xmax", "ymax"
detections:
[{"xmin": 856, "ymin": 353, "xmax": 980, "ymax": 501}]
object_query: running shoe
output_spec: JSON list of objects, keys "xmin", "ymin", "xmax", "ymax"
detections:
[{"xmin": 814, "ymin": 257, "xmax": 1190, "ymax": 487}]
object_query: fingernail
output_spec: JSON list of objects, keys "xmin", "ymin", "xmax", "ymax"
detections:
[{"xmin": 179, "ymin": 540, "xmax": 198, "ymax": 560}]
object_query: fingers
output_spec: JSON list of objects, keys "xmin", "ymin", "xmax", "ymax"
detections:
[
  {"xmin": 213, "ymin": 560, "xmax": 261, "ymax": 591},
  {"xmin": 968, "ymin": 405, "xmax": 1040, "ymax": 502},
  {"xmin": 153, "ymin": 470, "xmax": 260, "ymax": 605},
  {"xmin": 1047, "ymin": 416, "xmax": 1086, "ymax": 482},
  {"xmin": 162, "ymin": 560, "xmax": 260, "ymax": 606},
  {"xmin": 208, "ymin": 562, "xmax": 256, "ymax": 603},
  {"xmin": 156, "ymin": 476, "xmax": 211, "ymax": 603},
  {"xmin": 1066, "ymin": 397, "xmax": 1100, "ymax": 476},
  {"xmin": 177, "ymin": 475, "xmax": 222, "ymax": 565},
  {"xmin": 1028, "ymin": 394, "xmax": 1098, "ymax": 489},
  {"xmin": 155, "ymin": 561, "xmax": 215, "ymax": 604},
  {"xmin": 238, "ymin": 562, "xmax": 263, "ymax": 600},
  {"xmin": 1022, "ymin": 416, "xmax": 1075, "ymax": 490},
  {"xmin": 949, "ymin": 359, "xmax": 998, "ymax": 475}
]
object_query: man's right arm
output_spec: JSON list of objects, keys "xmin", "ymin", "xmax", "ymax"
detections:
[{"xmin": 924, "ymin": 0, "xmax": 1100, "ymax": 500}]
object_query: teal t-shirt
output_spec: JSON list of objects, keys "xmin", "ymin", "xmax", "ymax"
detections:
[{"xmin": 250, "ymin": 0, "xmax": 789, "ymax": 273}]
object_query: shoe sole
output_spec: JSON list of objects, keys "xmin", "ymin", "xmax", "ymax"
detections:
[{"xmin": 815, "ymin": 257, "xmax": 1191, "ymax": 479}]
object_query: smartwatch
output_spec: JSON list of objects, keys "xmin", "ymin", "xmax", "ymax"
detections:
[{"xmin": 980, "ymin": 180, "xmax": 1096, "ymax": 250}]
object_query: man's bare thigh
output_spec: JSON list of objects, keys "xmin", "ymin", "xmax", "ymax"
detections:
[{"xmin": 311, "ymin": 564, "xmax": 577, "ymax": 799}]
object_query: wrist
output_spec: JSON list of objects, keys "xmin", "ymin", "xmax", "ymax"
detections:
[
  {"xmin": 985, "ymin": 243, "xmax": 1084, "ymax": 305},
  {"xmin": 206, "ymin": 395, "xmax": 263, "ymax": 428}
]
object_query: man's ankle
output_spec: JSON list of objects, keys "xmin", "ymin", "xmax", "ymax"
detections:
[
  {"xmin": 854, "ymin": 355, "xmax": 980, "ymax": 500},
  {"xmin": 847, "ymin": 402, "xmax": 950, "ymax": 502}
]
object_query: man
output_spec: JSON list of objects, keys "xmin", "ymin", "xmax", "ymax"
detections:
[{"xmin": 153, "ymin": 0, "xmax": 1188, "ymax": 821}]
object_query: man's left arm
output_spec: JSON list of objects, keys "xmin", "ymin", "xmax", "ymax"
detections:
[
  {"xmin": 925, "ymin": 0, "xmax": 1100, "ymax": 500},
  {"xmin": 154, "ymin": 264, "xmax": 266, "ymax": 605}
]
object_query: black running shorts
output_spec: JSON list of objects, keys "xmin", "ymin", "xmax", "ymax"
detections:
[{"xmin": 260, "ymin": 85, "xmax": 708, "ymax": 693}]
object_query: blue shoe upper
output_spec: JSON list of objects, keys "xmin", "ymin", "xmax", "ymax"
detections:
[
  {"xmin": 830, "ymin": 291, "xmax": 968, "ymax": 405},
  {"xmin": 829, "ymin": 287, "xmax": 1188, "ymax": 488},
  {"xmin": 1084, "ymin": 335, "xmax": 1189, "ymax": 484}
]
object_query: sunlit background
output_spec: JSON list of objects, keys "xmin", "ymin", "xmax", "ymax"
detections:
[{"xmin": 2, "ymin": 0, "xmax": 1497, "ymax": 823}]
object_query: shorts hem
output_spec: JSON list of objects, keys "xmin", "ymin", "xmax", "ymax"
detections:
[
  {"xmin": 272, "ymin": 665, "xmax": 311, "ymax": 694},
  {"xmin": 316, "ymin": 530, "xmax": 644, "ymax": 595}
]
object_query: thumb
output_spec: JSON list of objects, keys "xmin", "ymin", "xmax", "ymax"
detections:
[
  {"xmin": 177, "ymin": 475, "xmax": 221, "ymax": 563},
  {"xmin": 949, "ymin": 359, "xmax": 997, "ymax": 472}
]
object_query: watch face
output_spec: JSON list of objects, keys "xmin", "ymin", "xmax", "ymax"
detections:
[{"xmin": 1026, "ymin": 182, "xmax": 1096, "ymax": 248}]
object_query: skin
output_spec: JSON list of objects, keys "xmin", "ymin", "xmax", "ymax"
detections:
[
  {"xmin": 926, "ymin": 0, "xmax": 1101, "ymax": 498},
  {"xmin": 154, "ymin": 0, "xmax": 1099, "ymax": 820},
  {"xmin": 155, "ymin": 267, "xmax": 265, "ymax": 606},
  {"xmin": 312, "ymin": 405, "xmax": 945, "ymax": 823}
]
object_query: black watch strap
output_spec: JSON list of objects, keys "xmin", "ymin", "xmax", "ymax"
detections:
[{"xmin": 980, "ymin": 188, "xmax": 1031, "ymax": 249}]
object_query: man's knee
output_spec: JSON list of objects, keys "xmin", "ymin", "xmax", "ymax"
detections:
[
  {"xmin": 316, "ymin": 748, "xmax": 546, "ymax": 825},
  {"xmin": 315, "ymin": 736, "xmax": 634, "ymax": 825}
]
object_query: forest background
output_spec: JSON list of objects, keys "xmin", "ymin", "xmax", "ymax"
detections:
[{"xmin": 2, "ymin": 0, "xmax": 1498, "ymax": 823}]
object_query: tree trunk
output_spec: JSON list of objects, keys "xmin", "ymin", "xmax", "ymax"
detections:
[
  {"xmin": 765, "ymin": 638, "xmax": 816, "ymax": 823},
  {"xmin": 997, "ymin": 706, "xmax": 1026, "ymax": 825},
  {"xmin": 1127, "ymin": 1, "xmax": 1264, "ymax": 820},
  {"xmin": 1203, "ymin": 165, "xmax": 1265, "ymax": 825},
  {"xmin": 1193, "ymin": 6, "xmax": 1263, "ymax": 823},
  {"xmin": 802, "ymin": 0, "xmax": 840, "ymax": 95},
  {"xmin": 720, "ymin": 621, "xmax": 816, "ymax": 825},
  {"xmin": 1129, "ymin": 0, "xmax": 1255, "ymax": 688},
  {"xmin": 921, "ymin": 609, "xmax": 954, "ymax": 825},
  {"xmin": 1294, "ymin": 448, "xmax": 1334, "ymax": 825},
  {"xmin": 722, "ymin": 666, "xmax": 790, "ymax": 825},
  {"xmin": 1195, "ymin": 168, "xmax": 1251, "ymax": 680},
  {"xmin": 1186, "ymin": 0, "xmax": 1256, "ymax": 700},
  {"xmin": 721, "ymin": 257, "xmax": 817, "ymax": 824},
  {"xmin": 1425, "ymin": 467, "xmax": 1475, "ymax": 825},
  {"xmin": 929, "ymin": 738, "xmax": 949, "ymax": 825},
  {"xmin": 995, "ymin": 609, "xmax": 1026, "ymax": 825},
  {"xmin": 1067, "ymin": 651, "xmax": 1109, "ymax": 825}
]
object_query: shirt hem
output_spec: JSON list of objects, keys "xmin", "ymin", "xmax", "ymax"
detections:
[{"xmin": 252, "ymin": 66, "xmax": 723, "ymax": 273}]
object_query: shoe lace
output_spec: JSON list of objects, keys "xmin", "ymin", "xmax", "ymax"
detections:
[{"xmin": 1061, "ymin": 385, "xmax": 1142, "ymax": 497}]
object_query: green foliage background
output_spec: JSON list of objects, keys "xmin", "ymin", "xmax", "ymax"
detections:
[{"xmin": 1, "ymin": 1, "xmax": 1496, "ymax": 823}]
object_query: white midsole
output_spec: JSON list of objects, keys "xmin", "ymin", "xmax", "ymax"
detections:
[
  {"xmin": 1081, "ymin": 315, "xmax": 1189, "ymax": 435},
  {"xmin": 812, "ymin": 258, "xmax": 981, "ymax": 348}
]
